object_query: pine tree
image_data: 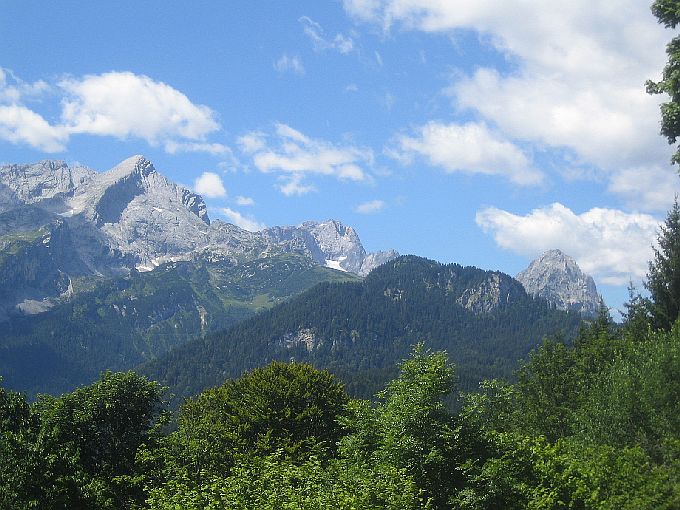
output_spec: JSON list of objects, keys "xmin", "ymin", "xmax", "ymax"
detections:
[{"xmin": 646, "ymin": 198, "xmax": 680, "ymax": 330}]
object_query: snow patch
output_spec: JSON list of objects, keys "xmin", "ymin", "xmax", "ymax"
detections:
[{"xmin": 325, "ymin": 256, "xmax": 348, "ymax": 272}]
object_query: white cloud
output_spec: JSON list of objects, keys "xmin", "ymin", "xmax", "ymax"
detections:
[
  {"xmin": 344, "ymin": 0, "xmax": 672, "ymax": 207},
  {"xmin": 219, "ymin": 207, "xmax": 265, "ymax": 232},
  {"xmin": 476, "ymin": 202, "xmax": 660, "ymax": 285},
  {"xmin": 194, "ymin": 172, "xmax": 227, "ymax": 198},
  {"xmin": 355, "ymin": 199, "xmax": 385, "ymax": 214},
  {"xmin": 240, "ymin": 123, "xmax": 373, "ymax": 195},
  {"xmin": 0, "ymin": 68, "xmax": 49, "ymax": 104},
  {"xmin": 274, "ymin": 54, "xmax": 305, "ymax": 75},
  {"xmin": 235, "ymin": 195, "xmax": 255, "ymax": 206},
  {"xmin": 237, "ymin": 132, "xmax": 267, "ymax": 153},
  {"xmin": 345, "ymin": 83, "xmax": 359, "ymax": 93},
  {"xmin": 299, "ymin": 16, "xmax": 355, "ymax": 54},
  {"xmin": 0, "ymin": 104, "xmax": 66, "ymax": 152},
  {"xmin": 164, "ymin": 141, "xmax": 231, "ymax": 155},
  {"xmin": 607, "ymin": 165, "xmax": 680, "ymax": 212},
  {"xmin": 0, "ymin": 69, "xmax": 223, "ymax": 154},
  {"xmin": 0, "ymin": 68, "xmax": 63, "ymax": 151},
  {"xmin": 60, "ymin": 71, "xmax": 219, "ymax": 143},
  {"xmin": 278, "ymin": 174, "xmax": 316, "ymax": 196},
  {"xmin": 452, "ymin": 68, "xmax": 665, "ymax": 170},
  {"xmin": 390, "ymin": 121, "xmax": 542, "ymax": 186}
]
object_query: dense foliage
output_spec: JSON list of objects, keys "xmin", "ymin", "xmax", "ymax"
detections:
[
  {"xmin": 0, "ymin": 371, "xmax": 166, "ymax": 509},
  {"xmin": 141, "ymin": 255, "xmax": 582, "ymax": 405},
  {"xmin": 4, "ymin": 310, "xmax": 680, "ymax": 508}
]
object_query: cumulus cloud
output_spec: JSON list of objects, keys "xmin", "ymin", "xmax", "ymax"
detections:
[
  {"xmin": 390, "ymin": 121, "xmax": 542, "ymax": 186},
  {"xmin": 240, "ymin": 123, "xmax": 373, "ymax": 195},
  {"xmin": 0, "ymin": 69, "xmax": 223, "ymax": 154},
  {"xmin": 274, "ymin": 54, "xmax": 305, "ymax": 75},
  {"xmin": 237, "ymin": 132, "xmax": 267, "ymax": 153},
  {"xmin": 194, "ymin": 172, "xmax": 227, "ymax": 198},
  {"xmin": 235, "ymin": 195, "xmax": 255, "ymax": 206},
  {"xmin": 344, "ymin": 0, "xmax": 671, "ymax": 207},
  {"xmin": 299, "ymin": 16, "xmax": 355, "ymax": 54},
  {"xmin": 60, "ymin": 71, "xmax": 219, "ymax": 143},
  {"xmin": 476, "ymin": 202, "xmax": 660, "ymax": 285},
  {"xmin": 219, "ymin": 207, "xmax": 265, "ymax": 232},
  {"xmin": 0, "ymin": 104, "xmax": 66, "ymax": 152},
  {"xmin": 355, "ymin": 199, "xmax": 385, "ymax": 214},
  {"xmin": 452, "ymin": 69, "xmax": 665, "ymax": 171}
]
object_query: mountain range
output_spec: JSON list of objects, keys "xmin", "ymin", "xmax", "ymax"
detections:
[
  {"xmin": 0, "ymin": 155, "xmax": 397, "ymax": 320},
  {"xmin": 0, "ymin": 156, "xmax": 601, "ymax": 398}
]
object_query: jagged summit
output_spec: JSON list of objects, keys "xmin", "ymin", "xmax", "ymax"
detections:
[
  {"xmin": 264, "ymin": 219, "xmax": 397, "ymax": 276},
  {"xmin": 516, "ymin": 249, "xmax": 601, "ymax": 317},
  {"xmin": 105, "ymin": 155, "xmax": 154, "ymax": 180}
]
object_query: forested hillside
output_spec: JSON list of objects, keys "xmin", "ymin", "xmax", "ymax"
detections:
[
  {"xmin": 3, "ymin": 306, "xmax": 680, "ymax": 508},
  {"xmin": 0, "ymin": 254, "xmax": 356, "ymax": 398},
  {"xmin": 141, "ymin": 255, "xmax": 583, "ymax": 404}
]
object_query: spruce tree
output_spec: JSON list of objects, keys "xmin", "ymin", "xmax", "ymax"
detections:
[{"xmin": 646, "ymin": 198, "xmax": 680, "ymax": 330}]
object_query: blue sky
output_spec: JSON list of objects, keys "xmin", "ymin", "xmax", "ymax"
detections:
[{"xmin": 0, "ymin": 0, "xmax": 677, "ymax": 313}]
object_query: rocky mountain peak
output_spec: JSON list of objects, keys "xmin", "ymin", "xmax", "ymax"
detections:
[
  {"xmin": 263, "ymin": 219, "xmax": 398, "ymax": 276},
  {"xmin": 105, "ymin": 155, "xmax": 155, "ymax": 180},
  {"xmin": 516, "ymin": 249, "xmax": 601, "ymax": 317}
]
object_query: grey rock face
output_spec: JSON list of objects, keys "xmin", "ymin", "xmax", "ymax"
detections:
[
  {"xmin": 0, "ymin": 160, "xmax": 94, "ymax": 207},
  {"xmin": 0, "ymin": 218, "xmax": 86, "ymax": 320},
  {"xmin": 359, "ymin": 249, "xmax": 400, "ymax": 276},
  {"xmin": 0, "ymin": 155, "xmax": 397, "ymax": 316},
  {"xmin": 457, "ymin": 273, "xmax": 526, "ymax": 314},
  {"xmin": 263, "ymin": 219, "xmax": 398, "ymax": 275},
  {"xmin": 516, "ymin": 249, "xmax": 601, "ymax": 317}
]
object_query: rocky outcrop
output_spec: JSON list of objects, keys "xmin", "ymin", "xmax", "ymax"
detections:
[
  {"xmin": 457, "ymin": 273, "xmax": 526, "ymax": 314},
  {"xmin": 516, "ymin": 249, "xmax": 602, "ymax": 317}
]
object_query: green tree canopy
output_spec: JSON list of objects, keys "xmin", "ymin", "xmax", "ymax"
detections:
[
  {"xmin": 35, "ymin": 371, "xmax": 167, "ymax": 509},
  {"xmin": 173, "ymin": 361, "xmax": 349, "ymax": 474},
  {"xmin": 646, "ymin": 198, "xmax": 680, "ymax": 330},
  {"xmin": 341, "ymin": 344, "xmax": 459, "ymax": 509},
  {"xmin": 648, "ymin": 0, "xmax": 680, "ymax": 164}
]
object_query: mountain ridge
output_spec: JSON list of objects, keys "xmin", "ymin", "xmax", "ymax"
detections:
[{"xmin": 140, "ymin": 255, "xmax": 583, "ymax": 404}]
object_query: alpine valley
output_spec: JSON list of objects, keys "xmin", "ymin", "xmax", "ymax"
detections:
[{"xmin": 0, "ymin": 156, "xmax": 598, "ymax": 398}]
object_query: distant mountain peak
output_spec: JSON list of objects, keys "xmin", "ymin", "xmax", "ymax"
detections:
[
  {"xmin": 516, "ymin": 249, "xmax": 602, "ymax": 317},
  {"xmin": 265, "ymin": 218, "xmax": 398, "ymax": 276}
]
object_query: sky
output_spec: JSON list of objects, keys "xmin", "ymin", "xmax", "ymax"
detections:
[{"xmin": 0, "ymin": 0, "xmax": 677, "ymax": 314}]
